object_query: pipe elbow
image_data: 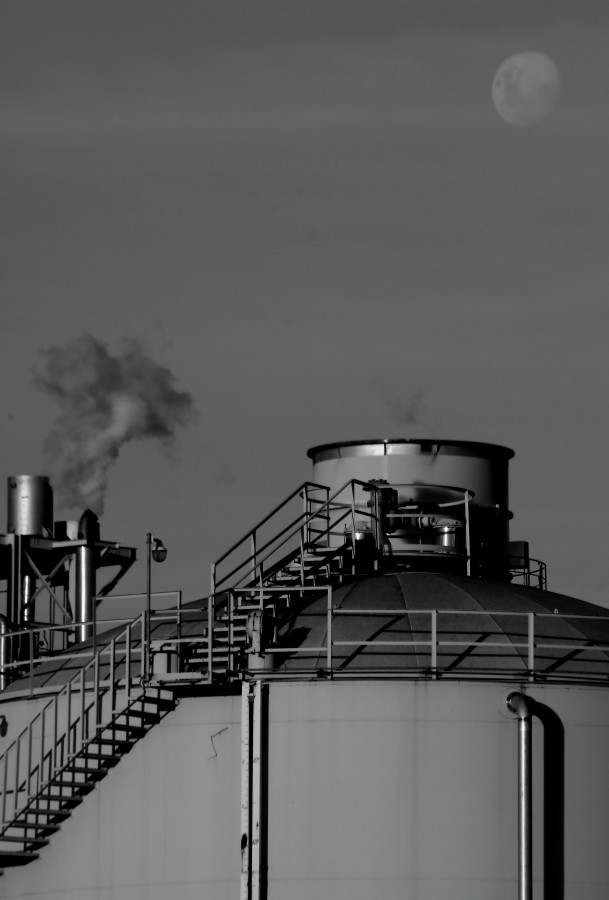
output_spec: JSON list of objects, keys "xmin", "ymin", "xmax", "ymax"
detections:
[{"xmin": 506, "ymin": 691, "xmax": 532, "ymax": 719}]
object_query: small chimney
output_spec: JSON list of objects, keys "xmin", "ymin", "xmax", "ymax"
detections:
[
  {"xmin": 74, "ymin": 510, "xmax": 99, "ymax": 644},
  {"xmin": 7, "ymin": 475, "xmax": 53, "ymax": 536}
]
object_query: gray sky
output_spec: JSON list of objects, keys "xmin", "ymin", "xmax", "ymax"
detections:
[{"xmin": 2, "ymin": 0, "xmax": 609, "ymax": 606}]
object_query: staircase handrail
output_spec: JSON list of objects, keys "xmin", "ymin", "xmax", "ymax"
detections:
[
  {"xmin": 211, "ymin": 478, "xmax": 382, "ymax": 595},
  {"xmin": 0, "ymin": 612, "xmax": 146, "ymax": 826},
  {"xmin": 211, "ymin": 481, "xmax": 327, "ymax": 594}
]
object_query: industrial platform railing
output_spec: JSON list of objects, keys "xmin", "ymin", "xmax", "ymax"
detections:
[
  {"xmin": 2, "ymin": 595, "xmax": 609, "ymax": 701},
  {"xmin": 0, "ymin": 613, "xmax": 149, "ymax": 829},
  {"xmin": 210, "ymin": 479, "xmax": 378, "ymax": 595}
]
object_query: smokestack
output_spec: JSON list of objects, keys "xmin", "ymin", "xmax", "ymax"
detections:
[
  {"xmin": 6, "ymin": 476, "xmax": 54, "ymax": 626},
  {"xmin": 74, "ymin": 509, "xmax": 99, "ymax": 644}
]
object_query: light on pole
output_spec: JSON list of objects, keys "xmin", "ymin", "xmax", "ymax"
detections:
[{"xmin": 145, "ymin": 532, "xmax": 167, "ymax": 680}]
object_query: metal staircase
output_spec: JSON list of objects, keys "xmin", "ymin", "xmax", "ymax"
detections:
[
  {"xmin": 0, "ymin": 618, "xmax": 175, "ymax": 868},
  {"xmin": 183, "ymin": 480, "xmax": 382, "ymax": 681}
]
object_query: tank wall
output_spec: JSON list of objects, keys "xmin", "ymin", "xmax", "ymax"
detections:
[
  {"xmin": 2, "ymin": 681, "xmax": 609, "ymax": 899},
  {"xmin": 266, "ymin": 680, "xmax": 609, "ymax": 900},
  {"xmin": 0, "ymin": 695, "xmax": 242, "ymax": 900}
]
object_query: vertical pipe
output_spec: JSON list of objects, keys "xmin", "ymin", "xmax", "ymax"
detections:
[
  {"xmin": 21, "ymin": 574, "xmax": 36, "ymax": 626},
  {"xmin": 241, "ymin": 684, "xmax": 252, "ymax": 900},
  {"xmin": 507, "ymin": 692, "xmax": 533, "ymax": 900},
  {"xmin": 251, "ymin": 681, "xmax": 265, "ymax": 900},
  {"xmin": 75, "ymin": 545, "xmax": 96, "ymax": 644},
  {"xmin": 75, "ymin": 510, "xmax": 99, "ymax": 645}
]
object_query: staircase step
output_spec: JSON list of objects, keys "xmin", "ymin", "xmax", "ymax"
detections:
[
  {"xmin": 23, "ymin": 807, "xmax": 71, "ymax": 821},
  {"xmin": 0, "ymin": 833, "xmax": 49, "ymax": 846},
  {"xmin": 115, "ymin": 711, "xmax": 160, "ymax": 725},
  {"xmin": 80, "ymin": 753, "xmax": 120, "ymax": 765},
  {"xmin": 0, "ymin": 849, "xmax": 39, "ymax": 866},
  {"xmin": 146, "ymin": 695, "xmax": 175, "ymax": 711},
  {"xmin": 4, "ymin": 820, "xmax": 59, "ymax": 834},
  {"xmin": 44, "ymin": 780, "xmax": 96, "ymax": 794},
  {"xmin": 91, "ymin": 738, "xmax": 134, "ymax": 751},
  {"xmin": 107, "ymin": 723, "xmax": 146, "ymax": 739},
  {"xmin": 64, "ymin": 767, "xmax": 106, "ymax": 780}
]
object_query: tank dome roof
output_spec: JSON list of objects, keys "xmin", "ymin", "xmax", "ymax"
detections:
[{"xmin": 274, "ymin": 572, "xmax": 609, "ymax": 683}]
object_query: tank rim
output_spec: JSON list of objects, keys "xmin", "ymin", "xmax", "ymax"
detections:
[{"xmin": 306, "ymin": 438, "xmax": 515, "ymax": 460}]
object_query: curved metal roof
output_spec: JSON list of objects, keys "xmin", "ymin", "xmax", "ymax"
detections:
[
  {"xmin": 273, "ymin": 573, "xmax": 609, "ymax": 684},
  {"xmin": 3, "ymin": 574, "xmax": 609, "ymax": 694}
]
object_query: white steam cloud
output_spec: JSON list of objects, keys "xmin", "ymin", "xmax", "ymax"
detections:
[{"xmin": 33, "ymin": 334, "xmax": 195, "ymax": 514}]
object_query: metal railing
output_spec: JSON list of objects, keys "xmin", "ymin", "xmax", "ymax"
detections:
[
  {"xmin": 210, "ymin": 479, "xmax": 382, "ymax": 595},
  {"xmin": 510, "ymin": 558, "xmax": 547, "ymax": 591},
  {"xmin": 206, "ymin": 588, "xmax": 609, "ymax": 685},
  {"xmin": 0, "ymin": 614, "xmax": 146, "ymax": 828}
]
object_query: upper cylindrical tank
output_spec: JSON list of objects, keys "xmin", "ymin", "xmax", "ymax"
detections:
[
  {"xmin": 6, "ymin": 475, "xmax": 53, "ymax": 536},
  {"xmin": 307, "ymin": 439, "xmax": 513, "ymax": 509},
  {"xmin": 307, "ymin": 439, "xmax": 515, "ymax": 578}
]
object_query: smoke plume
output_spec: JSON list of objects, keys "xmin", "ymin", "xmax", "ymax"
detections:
[
  {"xmin": 383, "ymin": 388, "xmax": 426, "ymax": 429},
  {"xmin": 33, "ymin": 334, "xmax": 195, "ymax": 514}
]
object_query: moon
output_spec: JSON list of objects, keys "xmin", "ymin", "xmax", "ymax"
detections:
[{"xmin": 492, "ymin": 52, "xmax": 560, "ymax": 126}]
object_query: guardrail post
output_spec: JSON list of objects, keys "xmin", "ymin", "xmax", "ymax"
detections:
[
  {"xmin": 528, "ymin": 613, "xmax": 535, "ymax": 676},
  {"xmin": 24, "ymin": 723, "xmax": 31, "ymax": 801},
  {"xmin": 251, "ymin": 533, "xmax": 257, "ymax": 583},
  {"xmin": 464, "ymin": 491, "xmax": 471, "ymax": 576},
  {"xmin": 110, "ymin": 636, "xmax": 116, "ymax": 716},
  {"xmin": 52, "ymin": 693, "xmax": 59, "ymax": 775},
  {"xmin": 14, "ymin": 741, "xmax": 20, "ymax": 819},
  {"xmin": 125, "ymin": 621, "xmax": 132, "ymax": 702},
  {"xmin": 39, "ymin": 706, "xmax": 46, "ymax": 789},
  {"xmin": 94, "ymin": 647, "xmax": 100, "ymax": 731},
  {"xmin": 326, "ymin": 588, "xmax": 333, "ymax": 670},
  {"xmin": 208, "ymin": 593, "xmax": 215, "ymax": 685},
  {"xmin": 29, "ymin": 629, "xmax": 34, "ymax": 698},
  {"xmin": 2, "ymin": 743, "xmax": 8, "ymax": 825},
  {"xmin": 80, "ymin": 667, "xmax": 86, "ymax": 746}
]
